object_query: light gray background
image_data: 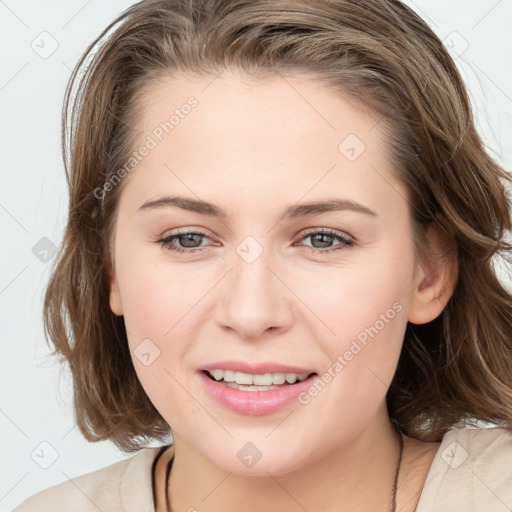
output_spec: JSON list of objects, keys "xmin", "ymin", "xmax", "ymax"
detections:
[{"xmin": 1, "ymin": 0, "xmax": 511, "ymax": 509}]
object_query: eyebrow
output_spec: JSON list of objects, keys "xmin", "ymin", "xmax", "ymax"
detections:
[{"xmin": 138, "ymin": 195, "xmax": 378, "ymax": 218}]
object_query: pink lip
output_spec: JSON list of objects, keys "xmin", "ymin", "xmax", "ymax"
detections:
[
  {"xmin": 199, "ymin": 360, "xmax": 316, "ymax": 375},
  {"xmin": 198, "ymin": 371, "xmax": 319, "ymax": 416}
]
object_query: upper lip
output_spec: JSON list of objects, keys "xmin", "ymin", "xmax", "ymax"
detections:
[{"xmin": 199, "ymin": 360, "xmax": 316, "ymax": 375}]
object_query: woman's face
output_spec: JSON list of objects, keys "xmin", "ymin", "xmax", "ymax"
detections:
[{"xmin": 108, "ymin": 71, "xmax": 427, "ymax": 475}]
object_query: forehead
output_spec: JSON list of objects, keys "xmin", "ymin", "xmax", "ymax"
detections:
[
  {"xmin": 120, "ymin": 71, "xmax": 408, "ymax": 221},
  {"xmin": 134, "ymin": 71, "xmax": 383, "ymax": 149}
]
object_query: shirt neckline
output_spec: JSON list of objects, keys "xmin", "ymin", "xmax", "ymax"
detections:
[{"xmin": 122, "ymin": 434, "xmax": 450, "ymax": 512}]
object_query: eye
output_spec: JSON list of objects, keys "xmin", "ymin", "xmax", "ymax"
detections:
[
  {"xmin": 296, "ymin": 228, "xmax": 354, "ymax": 254},
  {"xmin": 155, "ymin": 229, "xmax": 212, "ymax": 254},
  {"xmin": 154, "ymin": 227, "xmax": 354, "ymax": 255}
]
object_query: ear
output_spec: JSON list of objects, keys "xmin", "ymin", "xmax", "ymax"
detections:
[
  {"xmin": 407, "ymin": 219, "xmax": 458, "ymax": 325},
  {"xmin": 108, "ymin": 260, "xmax": 124, "ymax": 316}
]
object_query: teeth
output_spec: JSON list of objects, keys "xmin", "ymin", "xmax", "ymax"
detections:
[
  {"xmin": 207, "ymin": 369, "xmax": 312, "ymax": 386},
  {"xmin": 224, "ymin": 382, "xmax": 280, "ymax": 391}
]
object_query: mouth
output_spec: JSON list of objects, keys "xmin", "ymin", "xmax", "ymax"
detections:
[
  {"xmin": 201, "ymin": 369, "xmax": 318, "ymax": 391},
  {"xmin": 198, "ymin": 367, "xmax": 320, "ymax": 415}
]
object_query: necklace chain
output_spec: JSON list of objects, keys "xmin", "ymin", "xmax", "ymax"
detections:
[
  {"xmin": 162, "ymin": 428, "xmax": 405, "ymax": 512},
  {"xmin": 390, "ymin": 427, "xmax": 405, "ymax": 512}
]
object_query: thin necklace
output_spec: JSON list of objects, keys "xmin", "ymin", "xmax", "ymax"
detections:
[
  {"xmin": 390, "ymin": 427, "xmax": 405, "ymax": 512},
  {"xmin": 161, "ymin": 428, "xmax": 405, "ymax": 512}
]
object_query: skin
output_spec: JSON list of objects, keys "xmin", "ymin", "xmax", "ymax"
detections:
[{"xmin": 108, "ymin": 70, "xmax": 457, "ymax": 512}]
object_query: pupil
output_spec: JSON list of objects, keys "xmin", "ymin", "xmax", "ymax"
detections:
[
  {"xmin": 180, "ymin": 234, "xmax": 200, "ymax": 247},
  {"xmin": 313, "ymin": 234, "xmax": 332, "ymax": 248}
]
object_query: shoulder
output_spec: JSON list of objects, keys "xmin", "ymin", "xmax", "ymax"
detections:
[
  {"xmin": 416, "ymin": 426, "xmax": 512, "ymax": 512},
  {"xmin": 13, "ymin": 446, "xmax": 162, "ymax": 512}
]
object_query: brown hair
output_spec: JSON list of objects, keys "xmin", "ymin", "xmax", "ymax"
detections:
[{"xmin": 43, "ymin": 0, "xmax": 512, "ymax": 453}]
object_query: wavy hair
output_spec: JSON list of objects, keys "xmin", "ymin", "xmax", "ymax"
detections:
[{"xmin": 43, "ymin": 0, "xmax": 512, "ymax": 452}]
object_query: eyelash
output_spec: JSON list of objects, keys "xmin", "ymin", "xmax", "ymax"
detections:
[{"xmin": 155, "ymin": 228, "xmax": 354, "ymax": 255}]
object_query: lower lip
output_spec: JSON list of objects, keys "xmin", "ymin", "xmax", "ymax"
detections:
[{"xmin": 198, "ymin": 371, "xmax": 318, "ymax": 416}]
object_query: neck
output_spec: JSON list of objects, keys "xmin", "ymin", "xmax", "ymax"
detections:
[{"xmin": 165, "ymin": 406, "xmax": 405, "ymax": 512}]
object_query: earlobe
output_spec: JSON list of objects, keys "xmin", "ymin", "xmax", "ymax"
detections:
[
  {"xmin": 108, "ymin": 261, "xmax": 124, "ymax": 316},
  {"xmin": 407, "ymin": 221, "xmax": 458, "ymax": 325}
]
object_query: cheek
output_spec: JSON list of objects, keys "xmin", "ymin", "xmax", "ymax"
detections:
[
  {"xmin": 294, "ymin": 247, "xmax": 408, "ymax": 339},
  {"xmin": 117, "ymin": 261, "xmax": 205, "ymax": 417},
  {"xmin": 118, "ymin": 249, "xmax": 204, "ymax": 341},
  {"xmin": 294, "ymin": 249, "xmax": 409, "ymax": 396}
]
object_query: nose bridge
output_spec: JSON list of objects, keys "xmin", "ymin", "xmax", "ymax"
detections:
[{"xmin": 217, "ymin": 236, "xmax": 293, "ymax": 340}]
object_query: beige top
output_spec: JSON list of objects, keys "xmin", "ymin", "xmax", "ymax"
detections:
[{"xmin": 14, "ymin": 427, "xmax": 512, "ymax": 511}]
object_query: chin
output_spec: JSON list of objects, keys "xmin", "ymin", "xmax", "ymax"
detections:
[{"xmin": 207, "ymin": 442, "xmax": 309, "ymax": 477}]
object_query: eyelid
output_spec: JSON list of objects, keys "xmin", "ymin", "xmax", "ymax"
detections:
[
  {"xmin": 296, "ymin": 226, "xmax": 354, "ymax": 242},
  {"xmin": 156, "ymin": 226, "xmax": 354, "ymax": 243},
  {"xmin": 154, "ymin": 226, "xmax": 355, "ymax": 255}
]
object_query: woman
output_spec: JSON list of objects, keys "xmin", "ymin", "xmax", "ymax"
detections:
[{"xmin": 15, "ymin": 0, "xmax": 512, "ymax": 510}]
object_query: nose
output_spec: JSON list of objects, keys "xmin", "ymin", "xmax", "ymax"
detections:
[{"xmin": 216, "ymin": 244, "xmax": 295, "ymax": 341}]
